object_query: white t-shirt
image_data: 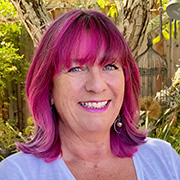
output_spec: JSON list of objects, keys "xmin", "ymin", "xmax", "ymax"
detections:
[{"xmin": 0, "ymin": 138, "xmax": 180, "ymax": 180}]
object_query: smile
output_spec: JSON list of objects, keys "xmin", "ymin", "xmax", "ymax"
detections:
[{"xmin": 79, "ymin": 101, "xmax": 109, "ymax": 109}]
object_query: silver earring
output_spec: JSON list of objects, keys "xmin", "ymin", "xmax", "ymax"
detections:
[
  {"xmin": 50, "ymin": 98, "xmax": 54, "ymax": 106},
  {"xmin": 50, "ymin": 96, "xmax": 54, "ymax": 110},
  {"xmin": 114, "ymin": 116, "xmax": 122, "ymax": 134}
]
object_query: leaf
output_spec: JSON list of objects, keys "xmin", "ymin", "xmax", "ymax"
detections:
[
  {"xmin": 162, "ymin": 29, "xmax": 170, "ymax": 39},
  {"xmin": 107, "ymin": 4, "xmax": 118, "ymax": 17},
  {"xmin": 24, "ymin": 127, "xmax": 30, "ymax": 136},
  {"xmin": 157, "ymin": 0, "xmax": 171, "ymax": 5},
  {"xmin": 153, "ymin": 35, "xmax": 160, "ymax": 44},
  {"xmin": 27, "ymin": 117, "xmax": 34, "ymax": 125},
  {"xmin": 0, "ymin": 0, "xmax": 17, "ymax": 18},
  {"xmin": 105, "ymin": 1, "xmax": 110, "ymax": 6},
  {"xmin": 97, "ymin": 0, "xmax": 106, "ymax": 9},
  {"xmin": 11, "ymin": 23, "xmax": 18, "ymax": 32}
]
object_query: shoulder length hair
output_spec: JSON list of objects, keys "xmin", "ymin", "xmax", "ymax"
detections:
[{"xmin": 17, "ymin": 10, "xmax": 147, "ymax": 162}]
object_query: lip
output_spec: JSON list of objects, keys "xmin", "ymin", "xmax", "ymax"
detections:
[{"xmin": 78, "ymin": 100, "xmax": 111, "ymax": 113}]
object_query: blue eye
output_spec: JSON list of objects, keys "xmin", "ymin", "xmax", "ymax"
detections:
[
  {"xmin": 68, "ymin": 67, "xmax": 82, "ymax": 73},
  {"xmin": 104, "ymin": 64, "xmax": 118, "ymax": 71}
]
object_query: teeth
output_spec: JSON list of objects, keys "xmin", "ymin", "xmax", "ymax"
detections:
[{"xmin": 80, "ymin": 101, "xmax": 108, "ymax": 109}]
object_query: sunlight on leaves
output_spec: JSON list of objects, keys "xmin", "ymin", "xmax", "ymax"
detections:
[
  {"xmin": 107, "ymin": 4, "xmax": 118, "ymax": 17},
  {"xmin": 153, "ymin": 35, "xmax": 160, "ymax": 44},
  {"xmin": 162, "ymin": 29, "xmax": 169, "ymax": 39},
  {"xmin": 97, "ymin": 0, "xmax": 106, "ymax": 9}
]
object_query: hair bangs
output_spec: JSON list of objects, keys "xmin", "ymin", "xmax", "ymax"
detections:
[{"xmin": 53, "ymin": 12, "xmax": 126, "ymax": 77}]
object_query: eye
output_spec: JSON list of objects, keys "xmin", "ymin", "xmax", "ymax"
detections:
[
  {"xmin": 68, "ymin": 67, "xmax": 82, "ymax": 73},
  {"xmin": 103, "ymin": 64, "xmax": 118, "ymax": 71}
]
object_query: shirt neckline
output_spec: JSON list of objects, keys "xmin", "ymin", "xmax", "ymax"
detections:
[{"xmin": 60, "ymin": 154, "xmax": 141, "ymax": 180}]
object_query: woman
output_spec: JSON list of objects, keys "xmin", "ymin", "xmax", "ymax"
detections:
[{"xmin": 0, "ymin": 10, "xmax": 179, "ymax": 180}]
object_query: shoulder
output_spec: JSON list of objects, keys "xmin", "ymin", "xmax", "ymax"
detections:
[
  {"xmin": 134, "ymin": 138, "xmax": 180, "ymax": 179},
  {"xmin": 0, "ymin": 151, "xmax": 58, "ymax": 168},
  {"xmin": 136, "ymin": 137, "xmax": 179, "ymax": 160},
  {"xmin": 138, "ymin": 137, "xmax": 172, "ymax": 152},
  {"xmin": 0, "ymin": 152, "xmax": 75, "ymax": 180},
  {"xmin": 0, "ymin": 152, "xmax": 58, "ymax": 179},
  {"xmin": 1, "ymin": 151, "xmax": 40, "ymax": 162},
  {"xmin": 0, "ymin": 151, "xmax": 44, "ymax": 169},
  {"xmin": 0, "ymin": 152, "xmax": 42, "ymax": 179}
]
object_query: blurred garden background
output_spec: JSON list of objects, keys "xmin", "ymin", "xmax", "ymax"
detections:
[{"xmin": 0, "ymin": 0, "xmax": 179, "ymax": 160}]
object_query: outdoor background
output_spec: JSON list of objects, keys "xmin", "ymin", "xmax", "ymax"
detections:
[{"xmin": 0, "ymin": 0, "xmax": 179, "ymax": 160}]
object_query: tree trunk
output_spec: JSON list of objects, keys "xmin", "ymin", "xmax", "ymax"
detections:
[
  {"xmin": 10, "ymin": 0, "xmax": 52, "ymax": 47},
  {"xmin": 117, "ymin": 0, "xmax": 154, "ymax": 57},
  {"xmin": 11, "ymin": 0, "xmax": 155, "ymax": 56}
]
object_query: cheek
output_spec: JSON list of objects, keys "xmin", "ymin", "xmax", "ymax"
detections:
[
  {"xmin": 112, "ymin": 73, "xmax": 125, "ymax": 107},
  {"xmin": 108, "ymin": 72, "xmax": 125, "ymax": 94},
  {"xmin": 52, "ymin": 82, "xmax": 73, "ymax": 119},
  {"xmin": 118, "ymin": 76, "xmax": 125, "ymax": 95},
  {"xmin": 52, "ymin": 76, "xmax": 83, "ymax": 107}
]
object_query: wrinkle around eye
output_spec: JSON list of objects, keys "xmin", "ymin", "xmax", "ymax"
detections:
[{"xmin": 68, "ymin": 67, "xmax": 83, "ymax": 73}]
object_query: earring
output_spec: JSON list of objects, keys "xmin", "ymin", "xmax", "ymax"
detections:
[
  {"xmin": 50, "ymin": 98, "xmax": 54, "ymax": 106},
  {"xmin": 49, "ymin": 90, "xmax": 55, "ymax": 110},
  {"xmin": 114, "ymin": 116, "xmax": 122, "ymax": 134},
  {"xmin": 50, "ymin": 97, "xmax": 54, "ymax": 110}
]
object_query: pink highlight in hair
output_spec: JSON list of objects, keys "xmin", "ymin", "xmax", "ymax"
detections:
[{"xmin": 16, "ymin": 10, "xmax": 147, "ymax": 162}]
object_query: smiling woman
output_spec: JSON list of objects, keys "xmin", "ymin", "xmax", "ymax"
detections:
[
  {"xmin": 22, "ymin": 10, "xmax": 144, "ymax": 160},
  {"xmin": 52, "ymin": 61, "xmax": 124, "ymax": 134},
  {"xmin": 0, "ymin": 10, "xmax": 180, "ymax": 180}
]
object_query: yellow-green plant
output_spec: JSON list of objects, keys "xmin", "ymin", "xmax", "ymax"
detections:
[
  {"xmin": 140, "ymin": 68, "xmax": 180, "ymax": 155},
  {"xmin": 140, "ymin": 96, "xmax": 162, "ymax": 129},
  {"xmin": 97, "ymin": 0, "xmax": 118, "ymax": 17},
  {"xmin": 0, "ymin": 0, "xmax": 29, "ymax": 119},
  {"xmin": 24, "ymin": 116, "xmax": 34, "ymax": 140},
  {"xmin": 0, "ymin": 119, "xmax": 25, "ymax": 149}
]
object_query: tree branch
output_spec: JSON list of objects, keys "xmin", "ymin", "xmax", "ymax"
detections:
[{"xmin": 10, "ymin": 0, "xmax": 52, "ymax": 47}]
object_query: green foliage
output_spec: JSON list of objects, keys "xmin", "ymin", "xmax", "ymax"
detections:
[
  {"xmin": 153, "ymin": 0, "xmax": 180, "ymax": 44},
  {"xmin": 0, "ymin": 119, "xmax": 21, "ymax": 149},
  {"xmin": 0, "ymin": 116, "xmax": 33, "ymax": 154},
  {"xmin": 0, "ymin": 0, "xmax": 29, "ymax": 109},
  {"xmin": 0, "ymin": 22, "xmax": 21, "ymax": 39},
  {"xmin": 140, "ymin": 69, "xmax": 180, "ymax": 155},
  {"xmin": 0, "ymin": 0, "xmax": 21, "ymax": 45},
  {"xmin": 148, "ymin": 109, "xmax": 180, "ymax": 154},
  {"xmin": 140, "ymin": 101, "xmax": 180, "ymax": 155},
  {"xmin": 0, "ymin": 42, "xmax": 26, "ymax": 97},
  {"xmin": 153, "ymin": 20, "xmax": 180, "ymax": 44},
  {"xmin": 0, "ymin": 0, "xmax": 17, "ymax": 18},
  {"xmin": 24, "ymin": 116, "xmax": 34, "ymax": 137}
]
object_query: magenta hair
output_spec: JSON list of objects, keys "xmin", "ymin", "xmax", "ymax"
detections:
[{"xmin": 17, "ymin": 10, "xmax": 147, "ymax": 162}]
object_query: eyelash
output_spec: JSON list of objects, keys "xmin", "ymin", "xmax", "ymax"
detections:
[
  {"xmin": 103, "ymin": 64, "xmax": 118, "ymax": 71},
  {"xmin": 68, "ymin": 64, "xmax": 118, "ymax": 73},
  {"xmin": 68, "ymin": 67, "xmax": 82, "ymax": 73}
]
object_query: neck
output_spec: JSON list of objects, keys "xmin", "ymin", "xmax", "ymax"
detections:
[{"xmin": 59, "ymin": 123, "xmax": 113, "ymax": 163}]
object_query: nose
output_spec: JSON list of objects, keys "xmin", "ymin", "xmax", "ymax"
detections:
[{"xmin": 85, "ymin": 68, "xmax": 107, "ymax": 93}]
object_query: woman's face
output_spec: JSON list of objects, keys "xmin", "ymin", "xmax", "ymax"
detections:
[{"xmin": 52, "ymin": 61, "xmax": 125, "ymax": 134}]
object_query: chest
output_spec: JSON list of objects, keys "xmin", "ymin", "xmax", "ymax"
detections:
[{"xmin": 65, "ymin": 158, "xmax": 137, "ymax": 180}]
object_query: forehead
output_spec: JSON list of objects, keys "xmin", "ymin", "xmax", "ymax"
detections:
[{"xmin": 66, "ymin": 30, "xmax": 123, "ymax": 68}]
